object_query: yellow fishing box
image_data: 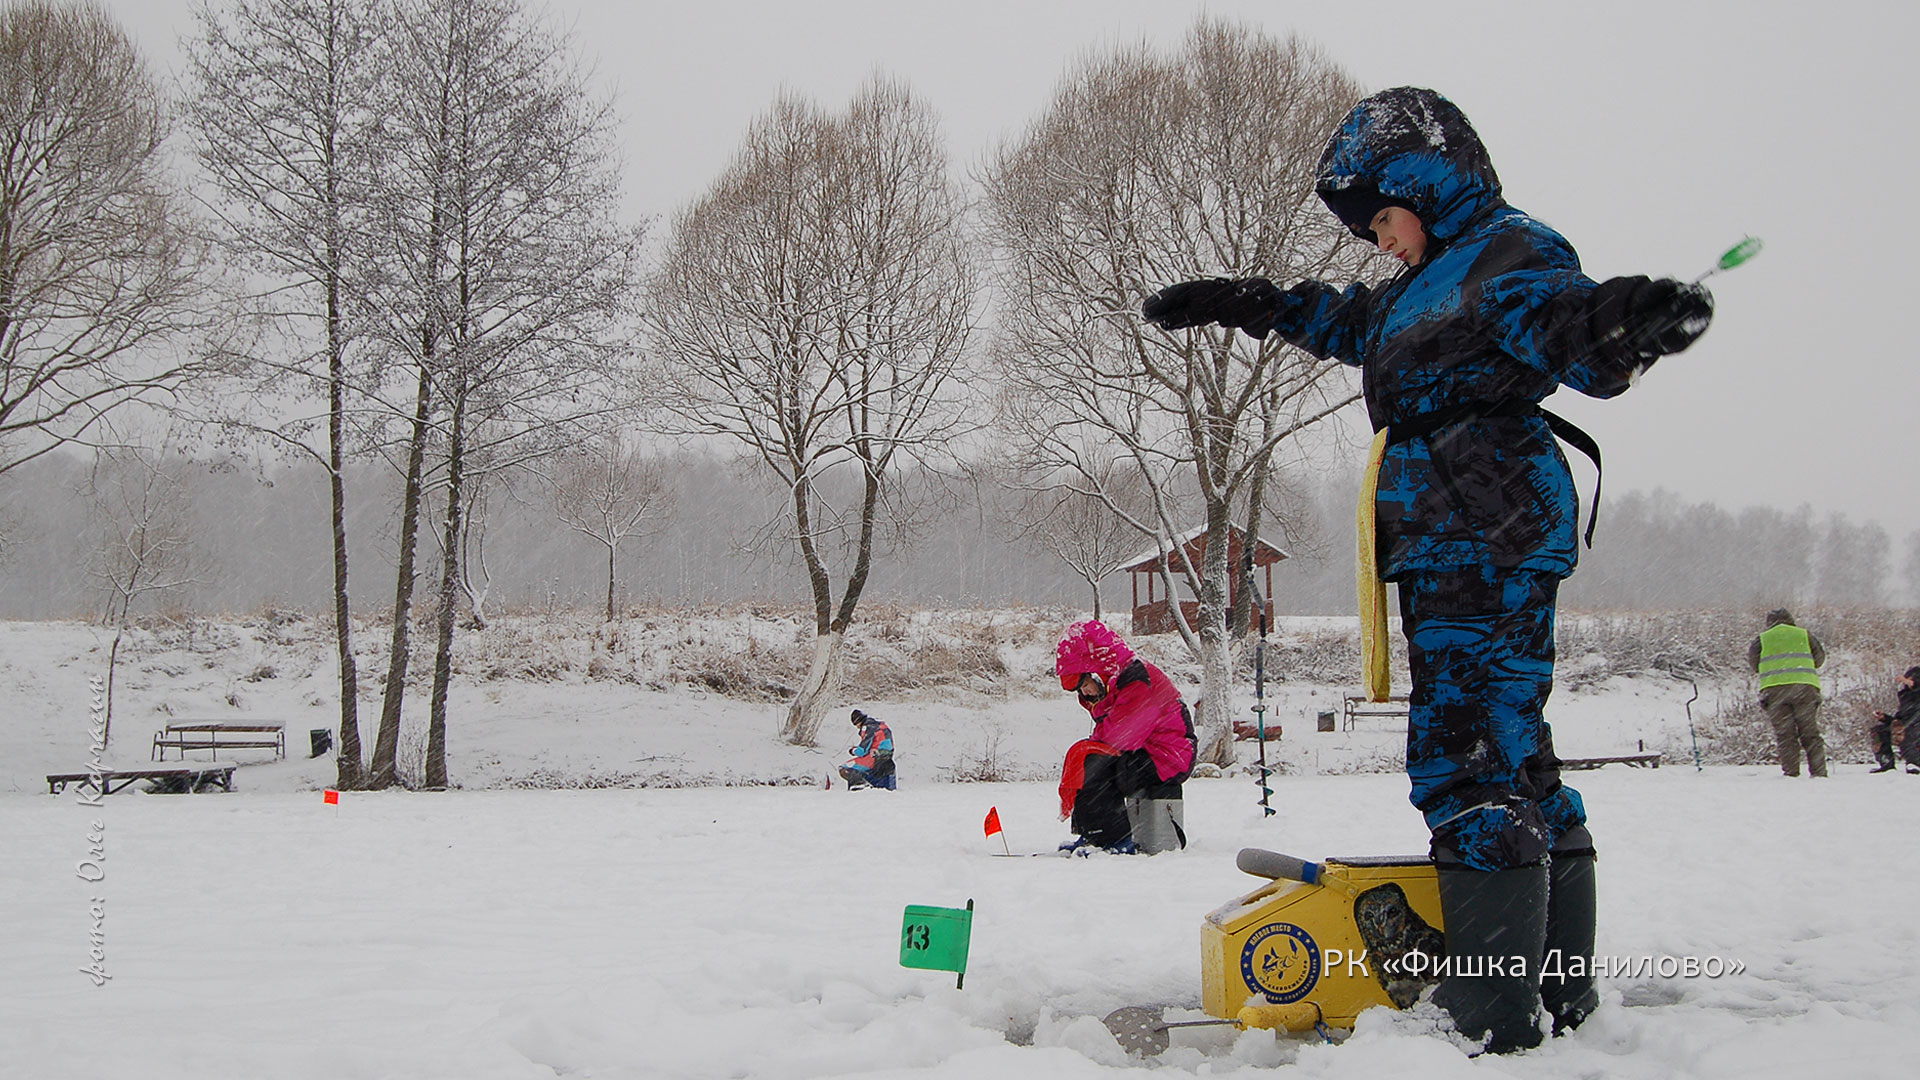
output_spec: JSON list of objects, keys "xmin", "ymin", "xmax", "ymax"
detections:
[{"xmin": 1201, "ymin": 851, "xmax": 1442, "ymax": 1033}]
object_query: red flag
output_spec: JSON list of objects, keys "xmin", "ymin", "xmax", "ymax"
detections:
[
  {"xmin": 983, "ymin": 807, "xmax": 1003, "ymax": 838},
  {"xmin": 323, "ymin": 789, "xmax": 339, "ymax": 805}
]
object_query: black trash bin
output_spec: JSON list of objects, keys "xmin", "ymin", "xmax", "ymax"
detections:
[{"xmin": 310, "ymin": 728, "xmax": 334, "ymax": 758}]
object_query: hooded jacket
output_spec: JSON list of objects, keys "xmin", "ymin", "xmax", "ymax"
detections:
[
  {"xmin": 1895, "ymin": 670, "xmax": 1920, "ymax": 764},
  {"xmin": 847, "ymin": 714, "xmax": 893, "ymax": 770},
  {"xmin": 1272, "ymin": 87, "xmax": 1662, "ymax": 580},
  {"xmin": 1055, "ymin": 621, "xmax": 1195, "ymax": 783}
]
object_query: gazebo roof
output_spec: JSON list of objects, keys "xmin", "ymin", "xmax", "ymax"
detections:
[{"xmin": 1118, "ymin": 524, "xmax": 1288, "ymax": 574}]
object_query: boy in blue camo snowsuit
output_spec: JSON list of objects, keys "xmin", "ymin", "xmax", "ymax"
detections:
[{"xmin": 1143, "ymin": 87, "xmax": 1713, "ymax": 1052}]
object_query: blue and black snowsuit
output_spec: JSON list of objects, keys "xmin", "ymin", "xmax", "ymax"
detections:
[
  {"xmin": 840, "ymin": 710, "xmax": 895, "ymax": 790},
  {"xmin": 1268, "ymin": 88, "xmax": 1683, "ymax": 872},
  {"xmin": 1138, "ymin": 86, "xmax": 1712, "ymax": 1047}
]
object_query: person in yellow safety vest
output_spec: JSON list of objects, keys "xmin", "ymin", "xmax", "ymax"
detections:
[{"xmin": 1747, "ymin": 609, "xmax": 1828, "ymax": 778}]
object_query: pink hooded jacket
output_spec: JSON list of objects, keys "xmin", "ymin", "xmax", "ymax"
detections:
[{"xmin": 1055, "ymin": 620, "xmax": 1194, "ymax": 783}]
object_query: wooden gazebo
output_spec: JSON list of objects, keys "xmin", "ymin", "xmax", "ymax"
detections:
[{"xmin": 1122, "ymin": 525, "xmax": 1287, "ymax": 635}]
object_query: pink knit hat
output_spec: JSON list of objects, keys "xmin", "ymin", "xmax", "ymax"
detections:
[{"xmin": 1055, "ymin": 620, "xmax": 1135, "ymax": 690}]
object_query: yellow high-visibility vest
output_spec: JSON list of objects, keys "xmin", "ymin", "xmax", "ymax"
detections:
[{"xmin": 1757, "ymin": 623, "xmax": 1820, "ymax": 691}]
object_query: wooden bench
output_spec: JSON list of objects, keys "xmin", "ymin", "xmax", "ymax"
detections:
[
  {"xmin": 152, "ymin": 722, "xmax": 285, "ymax": 762},
  {"xmin": 1343, "ymin": 695, "xmax": 1411, "ymax": 731},
  {"xmin": 1232, "ymin": 718, "xmax": 1282, "ymax": 741},
  {"xmin": 1561, "ymin": 753, "xmax": 1662, "ymax": 770},
  {"xmin": 47, "ymin": 765, "xmax": 237, "ymax": 795}
]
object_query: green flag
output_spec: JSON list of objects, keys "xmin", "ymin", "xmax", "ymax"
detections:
[{"xmin": 901, "ymin": 900, "xmax": 973, "ymax": 988}]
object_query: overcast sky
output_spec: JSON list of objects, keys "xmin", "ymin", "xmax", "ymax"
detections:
[{"xmin": 109, "ymin": 0, "xmax": 1919, "ymax": 553}]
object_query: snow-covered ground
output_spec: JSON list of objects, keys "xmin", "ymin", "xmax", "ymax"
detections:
[{"xmin": 5, "ymin": 616, "xmax": 1918, "ymax": 1078}]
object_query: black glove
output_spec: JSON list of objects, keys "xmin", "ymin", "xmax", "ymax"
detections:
[
  {"xmin": 1142, "ymin": 277, "xmax": 1236, "ymax": 330},
  {"xmin": 1114, "ymin": 748, "xmax": 1163, "ymax": 797},
  {"xmin": 1634, "ymin": 278, "xmax": 1714, "ymax": 355},
  {"xmin": 1141, "ymin": 277, "xmax": 1282, "ymax": 337},
  {"xmin": 1597, "ymin": 277, "xmax": 1714, "ymax": 359},
  {"xmin": 1212, "ymin": 277, "xmax": 1284, "ymax": 339}
]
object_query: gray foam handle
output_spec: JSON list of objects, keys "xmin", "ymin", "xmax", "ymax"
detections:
[{"xmin": 1235, "ymin": 848, "xmax": 1321, "ymax": 884}]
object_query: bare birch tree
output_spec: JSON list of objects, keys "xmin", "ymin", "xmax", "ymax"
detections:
[
  {"xmin": 454, "ymin": 462, "xmax": 499, "ymax": 628},
  {"xmin": 182, "ymin": 0, "xmax": 386, "ymax": 789},
  {"xmin": 372, "ymin": 0, "xmax": 642, "ymax": 788},
  {"xmin": 84, "ymin": 424, "xmax": 202, "ymax": 746},
  {"xmin": 545, "ymin": 434, "xmax": 673, "ymax": 622},
  {"xmin": 647, "ymin": 77, "xmax": 976, "ymax": 746},
  {"xmin": 0, "ymin": 0, "xmax": 205, "ymax": 476},
  {"xmin": 982, "ymin": 21, "xmax": 1371, "ymax": 763},
  {"xmin": 1007, "ymin": 458, "xmax": 1149, "ymax": 622}
]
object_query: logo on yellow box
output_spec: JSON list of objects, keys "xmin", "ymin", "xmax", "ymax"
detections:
[{"xmin": 1240, "ymin": 922, "xmax": 1320, "ymax": 1003}]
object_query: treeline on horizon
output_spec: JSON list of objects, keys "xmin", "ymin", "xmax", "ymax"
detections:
[{"xmin": 1, "ymin": 450, "xmax": 1911, "ymax": 622}]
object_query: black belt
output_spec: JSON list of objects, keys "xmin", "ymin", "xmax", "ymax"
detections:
[{"xmin": 1383, "ymin": 401, "xmax": 1603, "ymax": 548}]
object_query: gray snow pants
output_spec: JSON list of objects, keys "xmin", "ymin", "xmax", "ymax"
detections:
[{"xmin": 1762, "ymin": 683, "xmax": 1826, "ymax": 777}]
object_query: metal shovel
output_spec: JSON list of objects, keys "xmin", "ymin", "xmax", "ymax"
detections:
[{"xmin": 1101, "ymin": 1006, "xmax": 1242, "ymax": 1056}]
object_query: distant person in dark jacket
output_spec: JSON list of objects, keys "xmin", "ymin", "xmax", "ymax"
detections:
[
  {"xmin": 1748, "ymin": 609, "xmax": 1827, "ymax": 778},
  {"xmin": 1140, "ymin": 86, "xmax": 1713, "ymax": 1052},
  {"xmin": 1870, "ymin": 666, "xmax": 1920, "ymax": 773},
  {"xmin": 839, "ymin": 710, "xmax": 895, "ymax": 790}
]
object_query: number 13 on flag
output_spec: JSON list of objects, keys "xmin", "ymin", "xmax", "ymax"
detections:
[{"xmin": 900, "ymin": 899, "xmax": 973, "ymax": 989}]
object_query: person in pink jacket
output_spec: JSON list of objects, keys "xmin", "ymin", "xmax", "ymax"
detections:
[{"xmin": 1054, "ymin": 620, "xmax": 1197, "ymax": 854}]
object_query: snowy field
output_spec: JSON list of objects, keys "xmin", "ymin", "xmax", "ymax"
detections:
[{"xmin": 6, "ymin": 617, "xmax": 1920, "ymax": 1078}]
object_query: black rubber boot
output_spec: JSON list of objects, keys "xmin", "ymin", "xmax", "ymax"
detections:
[
  {"xmin": 1541, "ymin": 850, "xmax": 1599, "ymax": 1034},
  {"xmin": 1432, "ymin": 861, "xmax": 1549, "ymax": 1054}
]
